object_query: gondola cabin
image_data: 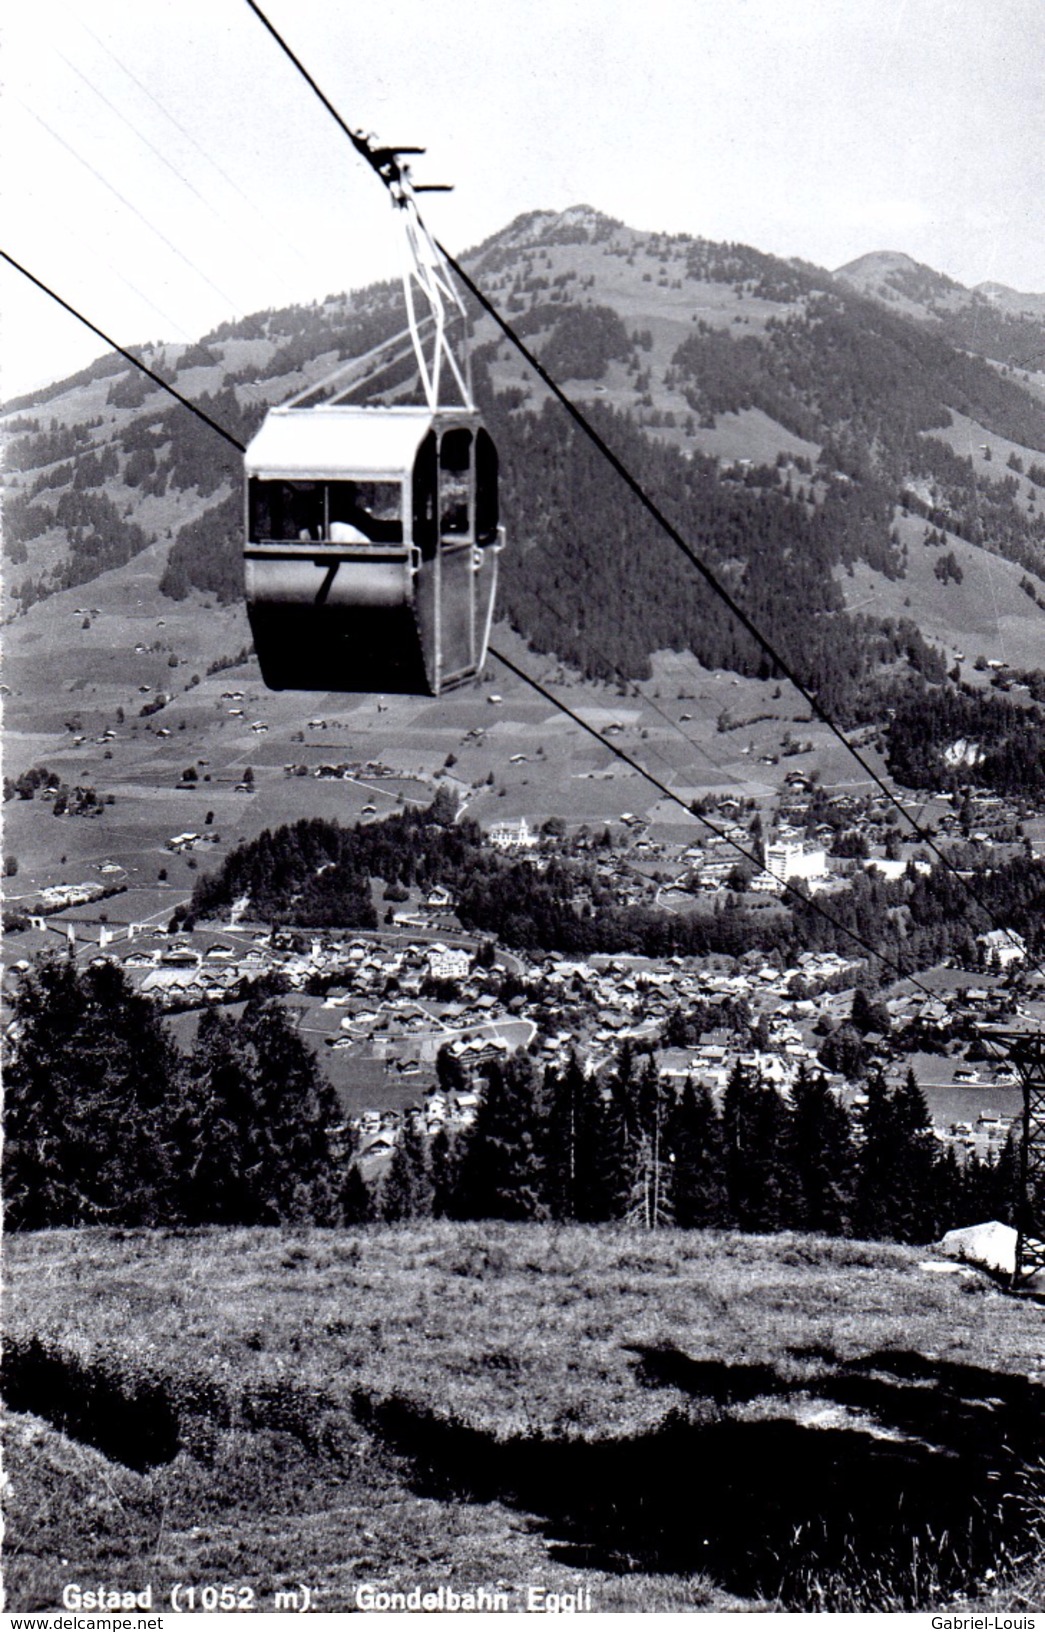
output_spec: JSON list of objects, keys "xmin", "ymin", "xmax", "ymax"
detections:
[{"xmin": 244, "ymin": 404, "xmax": 503, "ymax": 695}]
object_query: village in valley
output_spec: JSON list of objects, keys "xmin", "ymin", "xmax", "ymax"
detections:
[{"xmin": 7, "ymin": 743, "xmax": 1041, "ymax": 1183}]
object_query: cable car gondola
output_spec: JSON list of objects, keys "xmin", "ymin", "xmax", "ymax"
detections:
[
  {"xmin": 245, "ymin": 402, "xmax": 502, "ymax": 694},
  {"xmin": 244, "ymin": 140, "xmax": 504, "ymax": 697}
]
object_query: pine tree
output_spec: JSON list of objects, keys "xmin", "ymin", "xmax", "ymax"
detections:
[
  {"xmin": 455, "ymin": 1055, "xmax": 546, "ymax": 1220},
  {"xmin": 930, "ymin": 1145, "xmax": 966, "ymax": 1233},
  {"xmin": 241, "ymin": 996, "xmax": 342, "ymax": 1222},
  {"xmin": 891, "ymin": 1067, "xmax": 940, "ymax": 1241},
  {"xmin": 667, "ymin": 1079, "xmax": 728, "ymax": 1228},
  {"xmin": 623, "ymin": 1056, "xmax": 674, "ymax": 1229},
  {"xmin": 381, "ymin": 1113, "xmax": 433, "ymax": 1221},
  {"xmin": 992, "ymin": 1130, "xmax": 1021, "ymax": 1226},
  {"xmin": 341, "ymin": 1162, "xmax": 374, "ymax": 1224},
  {"xmin": 746, "ymin": 1079, "xmax": 794, "ymax": 1232},
  {"xmin": 543, "ymin": 1052, "xmax": 607, "ymax": 1222},
  {"xmin": 721, "ymin": 1058, "xmax": 759, "ymax": 1227},
  {"xmin": 177, "ymin": 1006, "xmax": 265, "ymax": 1223},
  {"xmin": 430, "ymin": 1125, "xmax": 459, "ymax": 1218},
  {"xmin": 855, "ymin": 1068, "xmax": 939, "ymax": 1243},
  {"xmin": 721, "ymin": 1059, "xmax": 792, "ymax": 1231},
  {"xmin": 594, "ymin": 1041, "xmax": 644, "ymax": 1221},
  {"xmin": 789, "ymin": 1066, "xmax": 856, "ymax": 1235},
  {"xmin": 181, "ymin": 996, "xmax": 341, "ymax": 1224},
  {"xmin": 852, "ymin": 1069, "xmax": 885, "ymax": 1238},
  {"xmin": 4, "ymin": 956, "xmax": 183, "ymax": 1228}
]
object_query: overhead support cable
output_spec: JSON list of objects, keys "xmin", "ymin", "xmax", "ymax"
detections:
[
  {"xmin": 0, "ymin": 250, "xmax": 244, "ymax": 452},
  {"xmin": 2, "ymin": 247, "xmax": 937, "ymax": 991},
  {"xmin": 66, "ymin": 10, "xmax": 319, "ymax": 290},
  {"xmin": 238, "ymin": 0, "xmax": 1037, "ymax": 976},
  {"xmin": 14, "ymin": 96, "xmax": 243, "ymax": 318},
  {"xmin": 54, "ymin": 48, "xmax": 217, "ymax": 212}
]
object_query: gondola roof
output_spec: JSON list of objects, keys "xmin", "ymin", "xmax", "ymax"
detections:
[{"xmin": 244, "ymin": 404, "xmax": 459, "ymax": 480}]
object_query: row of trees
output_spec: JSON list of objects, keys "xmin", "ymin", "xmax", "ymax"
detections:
[
  {"xmin": 5, "ymin": 955, "xmax": 1022, "ymax": 1243},
  {"xmin": 380, "ymin": 1047, "xmax": 1019, "ymax": 1243},
  {"xmin": 180, "ymin": 795, "xmax": 1045, "ymax": 968}
]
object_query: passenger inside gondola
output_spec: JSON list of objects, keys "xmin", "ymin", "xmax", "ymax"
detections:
[
  {"xmin": 328, "ymin": 481, "xmax": 403, "ymax": 545},
  {"xmin": 249, "ymin": 480, "xmax": 324, "ymax": 542},
  {"xmin": 248, "ymin": 478, "xmax": 403, "ymax": 545}
]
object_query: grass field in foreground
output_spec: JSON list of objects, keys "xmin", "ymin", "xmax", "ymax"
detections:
[{"xmin": 4, "ymin": 1224, "xmax": 1045, "ymax": 1613}]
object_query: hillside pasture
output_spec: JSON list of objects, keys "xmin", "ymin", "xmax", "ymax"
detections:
[
  {"xmin": 3, "ymin": 1224, "xmax": 1044, "ymax": 1614},
  {"xmin": 838, "ymin": 508, "xmax": 1045, "ymax": 675}
]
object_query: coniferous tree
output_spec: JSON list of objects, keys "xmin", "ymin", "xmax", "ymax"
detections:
[
  {"xmin": 4, "ymin": 956, "xmax": 183, "ymax": 1227},
  {"xmin": 624, "ymin": 1055, "xmax": 674, "ymax": 1229},
  {"xmin": 992, "ymin": 1130, "xmax": 1021, "ymax": 1226},
  {"xmin": 182, "ymin": 996, "xmax": 341, "ymax": 1224},
  {"xmin": 543, "ymin": 1052, "xmax": 607, "ymax": 1222},
  {"xmin": 854, "ymin": 1069, "xmax": 896, "ymax": 1241},
  {"xmin": 954, "ymin": 1151, "xmax": 998, "ymax": 1229},
  {"xmin": 456, "ymin": 1055, "xmax": 546, "ymax": 1220},
  {"xmin": 668, "ymin": 1079, "xmax": 728, "ymax": 1228},
  {"xmin": 789, "ymin": 1066, "xmax": 856, "ymax": 1235},
  {"xmin": 594, "ymin": 1041, "xmax": 645, "ymax": 1221},
  {"xmin": 430, "ymin": 1125, "xmax": 460, "ymax": 1219},
  {"xmin": 244, "ymin": 996, "xmax": 342, "ymax": 1221},
  {"xmin": 721, "ymin": 1059, "xmax": 760, "ymax": 1227},
  {"xmin": 891, "ymin": 1068, "xmax": 940, "ymax": 1242},
  {"xmin": 435, "ymin": 1043, "xmax": 468, "ymax": 1097},
  {"xmin": 855, "ymin": 1068, "xmax": 939, "ymax": 1243},
  {"xmin": 381, "ymin": 1114, "xmax": 433, "ymax": 1221},
  {"xmin": 341, "ymin": 1162, "xmax": 375, "ymax": 1224},
  {"xmin": 930, "ymin": 1145, "xmax": 965, "ymax": 1235},
  {"xmin": 177, "ymin": 1006, "xmax": 265, "ymax": 1222},
  {"xmin": 746, "ymin": 1078, "xmax": 795, "ymax": 1232},
  {"xmin": 722, "ymin": 1059, "xmax": 793, "ymax": 1231}
]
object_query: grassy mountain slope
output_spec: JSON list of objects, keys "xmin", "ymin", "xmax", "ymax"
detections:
[{"xmin": 5, "ymin": 1223, "xmax": 1044, "ymax": 1613}]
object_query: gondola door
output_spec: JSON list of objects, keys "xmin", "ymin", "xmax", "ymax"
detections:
[{"xmin": 436, "ymin": 426, "xmax": 477, "ymax": 686}]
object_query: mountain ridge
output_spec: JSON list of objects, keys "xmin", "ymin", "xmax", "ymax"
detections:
[
  {"xmin": 833, "ymin": 249, "xmax": 1045, "ymax": 369},
  {"xmin": 5, "ymin": 208, "xmax": 1045, "ymax": 721}
]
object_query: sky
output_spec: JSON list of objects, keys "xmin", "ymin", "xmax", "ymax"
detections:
[{"xmin": 2, "ymin": 0, "xmax": 1043, "ymax": 401}]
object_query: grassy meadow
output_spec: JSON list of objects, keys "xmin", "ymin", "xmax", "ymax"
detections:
[{"xmin": 4, "ymin": 1223, "xmax": 1045, "ymax": 1613}]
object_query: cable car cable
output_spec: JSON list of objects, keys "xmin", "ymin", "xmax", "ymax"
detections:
[
  {"xmin": 53, "ymin": 47, "xmax": 218, "ymax": 214},
  {"xmin": 241, "ymin": 0, "xmax": 387, "ymax": 181},
  {"xmin": 13, "ymin": 95, "xmax": 244, "ymax": 319},
  {"xmin": 0, "ymin": 246, "xmax": 930, "ymax": 988},
  {"xmin": 0, "ymin": 250, "xmax": 245, "ymax": 453},
  {"xmin": 239, "ymin": 0, "xmax": 1035, "ymax": 976},
  {"xmin": 51, "ymin": 43, "xmax": 317, "ymax": 309},
  {"xmin": 63, "ymin": 9, "xmax": 322, "ymax": 287}
]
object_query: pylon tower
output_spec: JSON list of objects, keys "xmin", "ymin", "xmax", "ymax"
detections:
[{"xmin": 985, "ymin": 1028, "xmax": 1045, "ymax": 1289}]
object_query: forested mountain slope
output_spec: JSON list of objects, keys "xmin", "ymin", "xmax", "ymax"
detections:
[
  {"xmin": 835, "ymin": 249, "xmax": 1045, "ymax": 373},
  {"xmin": 5, "ymin": 208, "xmax": 1045, "ymax": 743}
]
